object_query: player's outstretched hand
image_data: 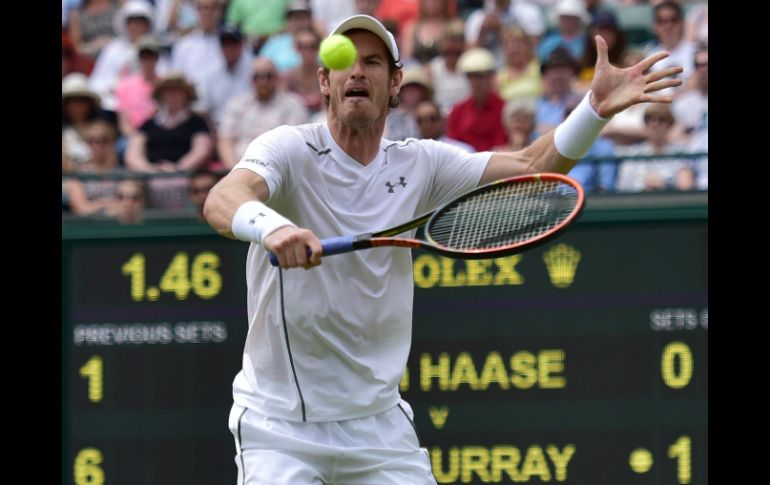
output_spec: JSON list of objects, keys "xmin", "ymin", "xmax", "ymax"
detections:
[{"xmin": 590, "ymin": 35, "xmax": 683, "ymax": 118}]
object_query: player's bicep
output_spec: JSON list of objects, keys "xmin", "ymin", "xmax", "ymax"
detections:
[{"xmin": 225, "ymin": 168, "xmax": 271, "ymax": 201}]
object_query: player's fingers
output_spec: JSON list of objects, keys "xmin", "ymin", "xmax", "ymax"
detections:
[
  {"xmin": 645, "ymin": 66, "xmax": 683, "ymax": 83},
  {"xmin": 283, "ymin": 246, "xmax": 300, "ymax": 268},
  {"xmin": 638, "ymin": 50, "xmax": 670, "ymax": 73},
  {"xmin": 644, "ymin": 79, "xmax": 682, "ymax": 94},
  {"xmin": 306, "ymin": 239, "xmax": 323, "ymax": 267},
  {"xmin": 595, "ymin": 35, "xmax": 608, "ymax": 66},
  {"xmin": 640, "ymin": 93, "xmax": 675, "ymax": 104},
  {"xmin": 274, "ymin": 249, "xmax": 290, "ymax": 269},
  {"xmin": 292, "ymin": 243, "xmax": 309, "ymax": 268}
]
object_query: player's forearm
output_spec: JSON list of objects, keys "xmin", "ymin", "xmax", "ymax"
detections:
[
  {"xmin": 491, "ymin": 89, "xmax": 615, "ymax": 181},
  {"xmin": 204, "ymin": 171, "xmax": 269, "ymax": 238},
  {"xmin": 523, "ymin": 131, "xmax": 578, "ymax": 175},
  {"xmin": 480, "ymin": 131, "xmax": 574, "ymax": 185}
]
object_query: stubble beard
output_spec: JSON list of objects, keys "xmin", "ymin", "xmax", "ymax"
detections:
[{"xmin": 332, "ymin": 97, "xmax": 386, "ymax": 131}]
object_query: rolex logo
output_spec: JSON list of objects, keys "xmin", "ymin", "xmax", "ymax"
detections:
[{"xmin": 543, "ymin": 243, "xmax": 581, "ymax": 288}]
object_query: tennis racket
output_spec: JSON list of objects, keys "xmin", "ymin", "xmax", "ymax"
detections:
[{"xmin": 268, "ymin": 173, "xmax": 584, "ymax": 265}]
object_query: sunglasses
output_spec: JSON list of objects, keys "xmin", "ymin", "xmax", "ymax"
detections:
[
  {"xmin": 416, "ymin": 115, "xmax": 440, "ymax": 124},
  {"xmin": 253, "ymin": 72, "xmax": 276, "ymax": 80},
  {"xmin": 117, "ymin": 193, "xmax": 143, "ymax": 201}
]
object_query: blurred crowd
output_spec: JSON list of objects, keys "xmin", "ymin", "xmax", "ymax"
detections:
[{"xmin": 62, "ymin": 0, "xmax": 708, "ymax": 224}]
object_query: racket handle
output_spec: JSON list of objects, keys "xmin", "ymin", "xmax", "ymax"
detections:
[{"xmin": 268, "ymin": 236, "xmax": 356, "ymax": 266}]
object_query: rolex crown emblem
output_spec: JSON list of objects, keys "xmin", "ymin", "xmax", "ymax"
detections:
[{"xmin": 543, "ymin": 243, "xmax": 581, "ymax": 288}]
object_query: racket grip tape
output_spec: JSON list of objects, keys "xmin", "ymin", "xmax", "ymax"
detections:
[{"xmin": 268, "ymin": 235, "xmax": 356, "ymax": 266}]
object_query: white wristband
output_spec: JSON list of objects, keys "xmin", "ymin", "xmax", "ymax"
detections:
[
  {"xmin": 231, "ymin": 201, "xmax": 296, "ymax": 245},
  {"xmin": 554, "ymin": 91, "xmax": 611, "ymax": 160}
]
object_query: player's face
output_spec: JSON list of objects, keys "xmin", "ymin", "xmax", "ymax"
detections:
[{"xmin": 321, "ymin": 31, "xmax": 401, "ymax": 128}]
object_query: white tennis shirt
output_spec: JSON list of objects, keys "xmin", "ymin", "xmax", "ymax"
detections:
[{"xmin": 231, "ymin": 123, "xmax": 491, "ymax": 422}]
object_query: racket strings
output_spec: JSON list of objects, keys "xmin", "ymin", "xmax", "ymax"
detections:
[{"xmin": 429, "ymin": 180, "xmax": 579, "ymax": 250}]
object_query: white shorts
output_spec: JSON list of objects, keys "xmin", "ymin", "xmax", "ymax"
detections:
[{"xmin": 228, "ymin": 400, "xmax": 437, "ymax": 485}]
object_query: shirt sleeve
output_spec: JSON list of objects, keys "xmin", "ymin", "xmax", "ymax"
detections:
[
  {"xmin": 420, "ymin": 139, "xmax": 492, "ymax": 211},
  {"xmin": 231, "ymin": 125, "xmax": 297, "ymax": 203}
]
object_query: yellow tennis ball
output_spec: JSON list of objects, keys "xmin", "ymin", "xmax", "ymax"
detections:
[{"xmin": 320, "ymin": 34, "xmax": 357, "ymax": 70}]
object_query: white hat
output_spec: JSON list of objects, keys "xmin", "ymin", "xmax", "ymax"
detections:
[
  {"xmin": 62, "ymin": 73, "xmax": 101, "ymax": 105},
  {"xmin": 550, "ymin": 0, "xmax": 590, "ymax": 25},
  {"xmin": 114, "ymin": 0, "xmax": 155, "ymax": 36},
  {"xmin": 330, "ymin": 15, "xmax": 401, "ymax": 67},
  {"xmin": 458, "ymin": 47, "xmax": 496, "ymax": 73}
]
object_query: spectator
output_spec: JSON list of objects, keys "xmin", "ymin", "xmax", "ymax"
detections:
[
  {"xmin": 115, "ymin": 35, "xmax": 163, "ymax": 137},
  {"xmin": 685, "ymin": 2, "xmax": 707, "ymax": 47},
  {"xmin": 425, "ymin": 19, "xmax": 470, "ymax": 116},
  {"xmin": 225, "ymin": 0, "xmax": 291, "ymax": 49},
  {"xmin": 63, "ymin": 31, "xmax": 95, "ymax": 78},
  {"xmin": 672, "ymin": 46, "xmax": 707, "ymax": 137},
  {"xmin": 496, "ymin": 26, "xmax": 542, "ymax": 101},
  {"xmin": 577, "ymin": 10, "xmax": 626, "ymax": 91},
  {"xmin": 63, "ymin": 0, "xmax": 83, "ymax": 29},
  {"xmin": 446, "ymin": 47, "xmax": 508, "ymax": 151},
  {"xmin": 401, "ymin": 0, "xmax": 455, "ymax": 64},
  {"xmin": 493, "ymin": 97, "xmax": 536, "ymax": 151},
  {"xmin": 385, "ymin": 67, "xmax": 433, "ymax": 140},
  {"xmin": 153, "ymin": 0, "xmax": 199, "ymax": 41},
  {"xmin": 355, "ymin": 0, "xmax": 381, "ymax": 16},
  {"xmin": 260, "ymin": 0, "xmax": 315, "ymax": 73},
  {"xmin": 309, "ymin": 0, "xmax": 356, "ymax": 35},
  {"xmin": 198, "ymin": 25, "xmax": 255, "ymax": 129},
  {"xmin": 537, "ymin": 0, "xmax": 589, "ymax": 63},
  {"xmin": 689, "ymin": 115, "xmax": 707, "ymax": 191},
  {"xmin": 616, "ymin": 104, "xmax": 694, "ymax": 193},
  {"xmin": 218, "ymin": 57, "xmax": 309, "ymax": 168},
  {"xmin": 113, "ymin": 178, "xmax": 148, "ymax": 224},
  {"xmin": 465, "ymin": 0, "xmax": 546, "ymax": 61},
  {"xmin": 376, "ymin": 0, "xmax": 420, "ymax": 38},
  {"xmin": 415, "ymin": 100, "xmax": 475, "ymax": 151},
  {"xmin": 535, "ymin": 46, "xmax": 581, "ymax": 136},
  {"xmin": 125, "ymin": 72, "xmax": 213, "ymax": 209},
  {"xmin": 643, "ymin": 0, "xmax": 695, "ymax": 95},
  {"xmin": 67, "ymin": 0, "xmax": 120, "ymax": 60},
  {"xmin": 282, "ymin": 28, "xmax": 324, "ymax": 115},
  {"xmin": 125, "ymin": 72, "xmax": 213, "ymax": 173},
  {"xmin": 187, "ymin": 167, "xmax": 221, "ymax": 219},
  {"xmin": 171, "ymin": 0, "xmax": 226, "ymax": 90},
  {"xmin": 63, "ymin": 73, "xmax": 106, "ymax": 169},
  {"xmin": 88, "ymin": 0, "xmax": 159, "ymax": 110},
  {"xmin": 64, "ymin": 120, "xmax": 125, "ymax": 217},
  {"xmin": 583, "ymin": 0, "xmax": 611, "ymax": 21}
]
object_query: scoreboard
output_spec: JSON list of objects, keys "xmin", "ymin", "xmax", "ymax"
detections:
[{"xmin": 62, "ymin": 200, "xmax": 707, "ymax": 484}]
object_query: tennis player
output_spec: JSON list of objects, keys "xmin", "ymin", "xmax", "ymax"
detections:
[{"xmin": 204, "ymin": 14, "xmax": 681, "ymax": 485}]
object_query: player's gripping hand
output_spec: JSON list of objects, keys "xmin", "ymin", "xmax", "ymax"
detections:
[{"xmin": 264, "ymin": 226, "xmax": 323, "ymax": 270}]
